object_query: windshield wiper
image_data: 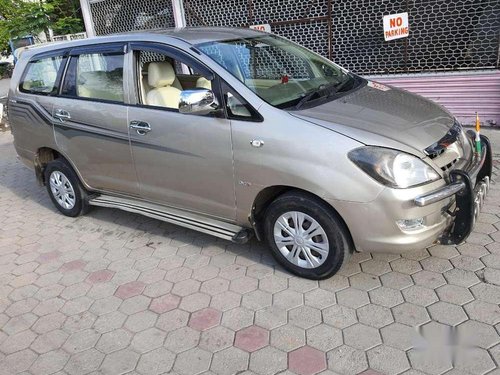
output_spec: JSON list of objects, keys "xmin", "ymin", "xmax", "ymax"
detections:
[{"xmin": 293, "ymin": 76, "xmax": 353, "ymax": 110}]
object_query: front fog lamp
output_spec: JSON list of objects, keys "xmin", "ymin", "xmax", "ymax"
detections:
[
  {"xmin": 348, "ymin": 147, "xmax": 440, "ymax": 188},
  {"xmin": 397, "ymin": 218, "xmax": 425, "ymax": 231}
]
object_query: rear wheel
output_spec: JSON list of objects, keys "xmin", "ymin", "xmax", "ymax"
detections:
[
  {"xmin": 44, "ymin": 159, "xmax": 88, "ymax": 217},
  {"xmin": 264, "ymin": 192, "xmax": 352, "ymax": 279}
]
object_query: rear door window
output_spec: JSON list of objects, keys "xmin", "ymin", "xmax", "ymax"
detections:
[
  {"xmin": 20, "ymin": 56, "xmax": 64, "ymax": 95},
  {"xmin": 62, "ymin": 52, "xmax": 124, "ymax": 102}
]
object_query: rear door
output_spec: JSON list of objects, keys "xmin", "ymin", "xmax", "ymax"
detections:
[{"xmin": 52, "ymin": 43, "xmax": 140, "ymax": 196}]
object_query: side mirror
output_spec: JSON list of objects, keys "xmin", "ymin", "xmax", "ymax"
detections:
[{"xmin": 179, "ymin": 89, "xmax": 219, "ymax": 115}]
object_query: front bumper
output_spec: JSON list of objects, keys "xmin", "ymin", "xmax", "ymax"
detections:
[
  {"xmin": 328, "ymin": 135, "xmax": 492, "ymax": 253},
  {"xmin": 414, "ymin": 134, "xmax": 493, "ymax": 245}
]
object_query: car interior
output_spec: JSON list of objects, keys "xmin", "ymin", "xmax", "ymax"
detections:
[{"xmin": 138, "ymin": 52, "xmax": 212, "ymax": 109}]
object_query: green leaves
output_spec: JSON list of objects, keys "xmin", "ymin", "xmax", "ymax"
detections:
[{"xmin": 0, "ymin": 0, "xmax": 84, "ymax": 55}]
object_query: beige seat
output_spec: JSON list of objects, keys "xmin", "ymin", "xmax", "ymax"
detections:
[
  {"xmin": 146, "ymin": 62, "xmax": 181, "ymax": 109},
  {"xmin": 196, "ymin": 77, "xmax": 212, "ymax": 90}
]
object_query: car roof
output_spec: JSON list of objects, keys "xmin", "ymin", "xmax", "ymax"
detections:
[{"xmin": 19, "ymin": 27, "xmax": 266, "ymax": 59}]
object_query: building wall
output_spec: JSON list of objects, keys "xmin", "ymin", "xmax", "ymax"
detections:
[{"xmin": 370, "ymin": 70, "xmax": 500, "ymax": 126}]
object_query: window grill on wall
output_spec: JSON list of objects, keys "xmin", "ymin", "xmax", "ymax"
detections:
[{"xmin": 88, "ymin": 0, "xmax": 500, "ymax": 75}]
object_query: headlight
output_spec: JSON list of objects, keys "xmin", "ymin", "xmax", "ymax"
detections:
[{"xmin": 348, "ymin": 147, "xmax": 441, "ymax": 188}]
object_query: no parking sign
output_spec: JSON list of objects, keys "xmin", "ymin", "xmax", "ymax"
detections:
[{"xmin": 383, "ymin": 12, "xmax": 409, "ymax": 41}]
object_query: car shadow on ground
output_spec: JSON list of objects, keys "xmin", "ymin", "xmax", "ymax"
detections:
[{"xmin": 0, "ymin": 132, "xmax": 287, "ymax": 275}]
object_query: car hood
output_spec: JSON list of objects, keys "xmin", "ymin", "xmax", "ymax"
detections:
[{"xmin": 290, "ymin": 81, "xmax": 455, "ymax": 157}]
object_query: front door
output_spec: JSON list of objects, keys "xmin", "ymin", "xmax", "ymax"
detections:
[
  {"xmin": 127, "ymin": 44, "xmax": 236, "ymax": 220},
  {"xmin": 52, "ymin": 44, "xmax": 140, "ymax": 197}
]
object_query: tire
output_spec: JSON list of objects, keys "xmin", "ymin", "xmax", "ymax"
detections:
[
  {"xmin": 264, "ymin": 191, "xmax": 352, "ymax": 279},
  {"xmin": 44, "ymin": 159, "xmax": 88, "ymax": 217}
]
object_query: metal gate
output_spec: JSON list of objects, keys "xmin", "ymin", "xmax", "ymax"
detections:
[{"xmin": 85, "ymin": 0, "xmax": 500, "ymax": 75}]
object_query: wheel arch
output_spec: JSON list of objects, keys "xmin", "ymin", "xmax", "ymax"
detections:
[
  {"xmin": 251, "ymin": 185, "xmax": 355, "ymax": 251},
  {"xmin": 34, "ymin": 147, "xmax": 87, "ymax": 190}
]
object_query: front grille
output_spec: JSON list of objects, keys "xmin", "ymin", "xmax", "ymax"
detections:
[{"xmin": 425, "ymin": 122, "xmax": 472, "ymax": 176}]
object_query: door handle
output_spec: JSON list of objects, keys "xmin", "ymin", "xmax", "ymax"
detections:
[
  {"xmin": 129, "ymin": 121, "xmax": 151, "ymax": 136},
  {"xmin": 54, "ymin": 109, "xmax": 71, "ymax": 122}
]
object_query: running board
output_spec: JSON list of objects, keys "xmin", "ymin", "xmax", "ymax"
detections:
[{"xmin": 88, "ymin": 195, "xmax": 252, "ymax": 243}]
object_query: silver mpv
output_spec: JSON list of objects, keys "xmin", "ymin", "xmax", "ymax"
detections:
[{"xmin": 8, "ymin": 27, "xmax": 492, "ymax": 279}]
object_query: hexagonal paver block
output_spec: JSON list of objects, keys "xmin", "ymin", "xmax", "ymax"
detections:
[
  {"xmin": 361, "ymin": 259, "xmax": 391, "ymax": 276},
  {"xmin": 221, "ymin": 307, "xmax": 254, "ymax": 331},
  {"xmin": 454, "ymin": 347, "xmax": 496, "ymax": 375},
  {"xmin": 344, "ymin": 323, "xmax": 382, "ymax": 350},
  {"xmin": 174, "ymin": 347, "xmax": 212, "ymax": 375},
  {"xmin": 289, "ymin": 305, "xmax": 322, "ymax": 329},
  {"xmin": 64, "ymin": 348, "xmax": 104, "ymax": 375},
  {"xmin": 29, "ymin": 349, "xmax": 69, "ymax": 375},
  {"xmin": 357, "ymin": 304, "xmax": 394, "ymax": 328},
  {"xmin": 136, "ymin": 347, "xmax": 175, "ymax": 374},
  {"xmin": 179, "ymin": 292, "xmax": 211, "ymax": 312},
  {"xmin": 249, "ymin": 346, "xmax": 287, "ymax": 375},
  {"xmin": 464, "ymin": 300, "xmax": 500, "ymax": 325},
  {"xmin": 322, "ymin": 304, "xmax": 357, "ymax": 329},
  {"xmin": 380, "ymin": 322, "xmax": 417, "ymax": 351},
  {"xmin": 63, "ymin": 329, "xmax": 100, "ymax": 353},
  {"xmin": 367, "ymin": 345, "xmax": 410, "ymax": 375},
  {"xmin": 427, "ymin": 302, "xmax": 468, "ymax": 326},
  {"xmin": 156, "ymin": 308, "xmax": 189, "ymax": 332},
  {"xmin": 211, "ymin": 347, "xmax": 249, "ymax": 375},
  {"xmin": 457, "ymin": 320, "xmax": 500, "ymax": 349},
  {"xmin": 96, "ymin": 329, "xmax": 132, "ymax": 354},
  {"xmin": 273, "ymin": 290, "xmax": 303, "ymax": 310},
  {"xmin": 402, "ymin": 285, "xmax": 439, "ymax": 307},
  {"xmin": 241, "ymin": 290, "xmax": 272, "ymax": 311},
  {"xmin": 149, "ymin": 294, "xmax": 180, "ymax": 314},
  {"xmin": 164, "ymin": 326, "xmax": 200, "ymax": 353},
  {"xmin": 327, "ymin": 345, "xmax": 368, "ymax": 375},
  {"xmin": 336, "ymin": 288, "xmax": 370, "ymax": 309},
  {"xmin": 234, "ymin": 325, "xmax": 269, "ymax": 352},
  {"xmin": 412, "ymin": 270, "xmax": 446, "ymax": 289},
  {"xmin": 436, "ymin": 284, "xmax": 474, "ymax": 306},
  {"xmin": 123, "ymin": 310, "xmax": 156, "ymax": 333},
  {"xmin": 131, "ymin": 327, "xmax": 166, "ymax": 353},
  {"xmin": 392, "ymin": 302, "xmax": 430, "ymax": 326},
  {"xmin": 114, "ymin": 280, "xmax": 146, "ymax": 299},
  {"xmin": 304, "ymin": 288, "xmax": 336, "ymax": 309},
  {"xmin": 379, "ymin": 272, "xmax": 413, "ymax": 290},
  {"xmin": 270, "ymin": 324, "xmax": 306, "ymax": 352},
  {"xmin": 407, "ymin": 348, "xmax": 452, "ymax": 375},
  {"xmin": 100, "ymin": 348, "xmax": 140, "ymax": 375},
  {"xmin": 349, "ymin": 273, "xmax": 381, "ymax": 291},
  {"xmin": 306, "ymin": 324, "xmax": 342, "ymax": 351},
  {"xmin": 289, "ymin": 345, "xmax": 327, "ymax": 375},
  {"xmin": 255, "ymin": 306, "xmax": 287, "ymax": 330},
  {"xmin": 199, "ymin": 326, "xmax": 235, "ymax": 352},
  {"xmin": 258, "ymin": 275, "xmax": 287, "ymax": 294},
  {"xmin": 86, "ymin": 269, "xmax": 114, "ymax": 284},
  {"xmin": 189, "ymin": 308, "xmax": 222, "ymax": 331}
]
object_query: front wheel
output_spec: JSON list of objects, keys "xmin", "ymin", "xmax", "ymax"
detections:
[
  {"xmin": 44, "ymin": 159, "xmax": 88, "ymax": 217},
  {"xmin": 264, "ymin": 192, "xmax": 352, "ymax": 279}
]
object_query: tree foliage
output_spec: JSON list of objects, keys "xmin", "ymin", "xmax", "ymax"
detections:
[{"xmin": 0, "ymin": 0, "xmax": 84, "ymax": 54}]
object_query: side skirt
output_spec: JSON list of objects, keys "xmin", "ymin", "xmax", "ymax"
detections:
[{"xmin": 88, "ymin": 195, "xmax": 252, "ymax": 244}]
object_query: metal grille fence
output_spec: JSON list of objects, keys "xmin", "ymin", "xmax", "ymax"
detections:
[
  {"xmin": 89, "ymin": 0, "xmax": 175, "ymax": 36},
  {"xmin": 87, "ymin": 0, "xmax": 500, "ymax": 75}
]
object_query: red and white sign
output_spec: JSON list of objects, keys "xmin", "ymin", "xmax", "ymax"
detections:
[
  {"xmin": 250, "ymin": 24, "xmax": 271, "ymax": 33},
  {"xmin": 383, "ymin": 12, "xmax": 409, "ymax": 41}
]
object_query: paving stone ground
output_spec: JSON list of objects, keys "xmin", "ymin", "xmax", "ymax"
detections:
[{"xmin": 1, "ymin": 129, "xmax": 500, "ymax": 375}]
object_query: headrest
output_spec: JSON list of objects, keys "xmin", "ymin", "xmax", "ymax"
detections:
[
  {"xmin": 148, "ymin": 62, "xmax": 176, "ymax": 88},
  {"xmin": 196, "ymin": 77, "xmax": 212, "ymax": 90}
]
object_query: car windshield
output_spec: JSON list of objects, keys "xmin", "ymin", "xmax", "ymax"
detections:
[{"xmin": 197, "ymin": 35, "xmax": 360, "ymax": 109}]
